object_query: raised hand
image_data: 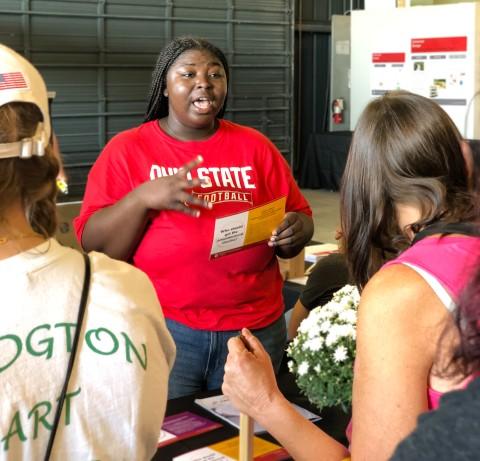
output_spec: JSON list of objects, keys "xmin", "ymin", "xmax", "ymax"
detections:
[{"xmin": 134, "ymin": 155, "xmax": 212, "ymax": 217}]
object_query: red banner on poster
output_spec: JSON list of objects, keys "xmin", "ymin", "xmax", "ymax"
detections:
[
  {"xmin": 411, "ymin": 36, "xmax": 467, "ymax": 53},
  {"xmin": 372, "ymin": 52, "xmax": 406, "ymax": 63}
]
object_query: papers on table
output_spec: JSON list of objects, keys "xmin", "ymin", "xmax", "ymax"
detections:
[
  {"xmin": 172, "ymin": 435, "xmax": 289, "ymax": 461},
  {"xmin": 304, "ymin": 243, "xmax": 339, "ymax": 263},
  {"xmin": 194, "ymin": 394, "xmax": 320, "ymax": 434}
]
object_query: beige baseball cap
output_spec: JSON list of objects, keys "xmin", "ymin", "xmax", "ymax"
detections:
[{"xmin": 0, "ymin": 44, "xmax": 51, "ymax": 159}]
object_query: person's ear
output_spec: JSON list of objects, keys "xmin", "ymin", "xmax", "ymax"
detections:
[
  {"xmin": 460, "ymin": 140, "xmax": 474, "ymax": 189},
  {"xmin": 163, "ymin": 87, "xmax": 168, "ymax": 98}
]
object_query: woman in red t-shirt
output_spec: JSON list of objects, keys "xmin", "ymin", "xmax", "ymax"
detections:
[{"xmin": 75, "ymin": 37, "xmax": 313, "ymax": 399}]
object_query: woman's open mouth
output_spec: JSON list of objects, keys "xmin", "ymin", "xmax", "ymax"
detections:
[{"xmin": 193, "ymin": 97, "xmax": 214, "ymax": 112}]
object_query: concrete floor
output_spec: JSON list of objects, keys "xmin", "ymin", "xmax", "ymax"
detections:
[{"xmin": 301, "ymin": 189, "xmax": 340, "ymax": 244}]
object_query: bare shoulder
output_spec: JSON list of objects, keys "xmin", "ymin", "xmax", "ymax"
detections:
[
  {"xmin": 351, "ymin": 264, "xmax": 444, "ymax": 460},
  {"xmin": 359, "ymin": 263, "xmax": 448, "ymax": 328}
]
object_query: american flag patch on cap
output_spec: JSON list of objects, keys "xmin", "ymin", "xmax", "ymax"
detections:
[{"xmin": 0, "ymin": 72, "xmax": 28, "ymax": 91}]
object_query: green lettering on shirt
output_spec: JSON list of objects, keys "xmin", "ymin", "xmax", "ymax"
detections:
[
  {"xmin": 63, "ymin": 387, "xmax": 81, "ymax": 425},
  {"xmin": 26, "ymin": 324, "xmax": 53, "ymax": 359},
  {"xmin": 2, "ymin": 411, "xmax": 26, "ymax": 451},
  {"xmin": 0, "ymin": 334, "xmax": 22, "ymax": 373},
  {"xmin": 54, "ymin": 323, "xmax": 77, "ymax": 352},
  {"xmin": 121, "ymin": 332, "xmax": 147, "ymax": 370},
  {"xmin": 85, "ymin": 328, "xmax": 119, "ymax": 355},
  {"xmin": 3, "ymin": 388, "xmax": 82, "ymax": 451},
  {"xmin": 28, "ymin": 401, "xmax": 52, "ymax": 439}
]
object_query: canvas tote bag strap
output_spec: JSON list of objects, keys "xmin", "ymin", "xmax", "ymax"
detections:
[{"xmin": 44, "ymin": 252, "xmax": 91, "ymax": 461}]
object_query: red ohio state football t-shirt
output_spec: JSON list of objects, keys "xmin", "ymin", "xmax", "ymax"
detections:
[{"xmin": 74, "ymin": 119, "xmax": 311, "ymax": 330}]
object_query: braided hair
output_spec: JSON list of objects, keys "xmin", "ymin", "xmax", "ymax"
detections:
[{"xmin": 144, "ymin": 37, "xmax": 229, "ymax": 122}]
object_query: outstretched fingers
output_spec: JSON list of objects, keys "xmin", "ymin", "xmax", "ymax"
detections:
[
  {"xmin": 174, "ymin": 155, "xmax": 212, "ymax": 215},
  {"xmin": 178, "ymin": 154, "xmax": 204, "ymax": 178}
]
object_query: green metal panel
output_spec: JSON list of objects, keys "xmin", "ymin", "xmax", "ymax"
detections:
[{"xmin": 0, "ymin": 0, "xmax": 294, "ymax": 200}]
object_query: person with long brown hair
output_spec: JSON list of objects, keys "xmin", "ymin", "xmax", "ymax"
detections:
[
  {"xmin": 0, "ymin": 44, "xmax": 175, "ymax": 460},
  {"xmin": 222, "ymin": 91, "xmax": 480, "ymax": 460}
]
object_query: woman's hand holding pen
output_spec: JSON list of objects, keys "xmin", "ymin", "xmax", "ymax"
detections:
[
  {"xmin": 222, "ymin": 328, "xmax": 282, "ymax": 420},
  {"xmin": 133, "ymin": 155, "xmax": 212, "ymax": 217}
]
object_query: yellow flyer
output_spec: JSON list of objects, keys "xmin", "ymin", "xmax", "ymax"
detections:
[
  {"xmin": 172, "ymin": 435, "xmax": 289, "ymax": 460},
  {"xmin": 210, "ymin": 197, "xmax": 286, "ymax": 258}
]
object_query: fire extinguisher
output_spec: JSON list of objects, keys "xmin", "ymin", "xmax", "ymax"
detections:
[{"xmin": 332, "ymin": 98, "xmax": 344, "ymax": 124}]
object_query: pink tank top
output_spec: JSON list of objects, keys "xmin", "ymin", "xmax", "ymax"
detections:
[
  {"xmin": 386, "ymin": 235, "xmax": 480, "ymax": 408},
  {"xmin": 383, "ymin": 235, "xmax": 480, "ymax": 304},
  {"xmin": 346, "ymin": 235, "xmax": 480, "ymax": 442}
]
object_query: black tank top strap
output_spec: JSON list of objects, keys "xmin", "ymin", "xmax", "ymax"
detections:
[{"xmin": 412, "ymin": 222, "xmax": 479, "ymax": 246}]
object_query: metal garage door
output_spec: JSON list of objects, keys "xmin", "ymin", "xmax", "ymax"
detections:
[{"xmin": 0, "ymin": 0, "xmax": 294, "ymax": 200}]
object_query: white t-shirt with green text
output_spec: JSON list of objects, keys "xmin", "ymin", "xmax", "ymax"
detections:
[{"xmin": 0, "ymin": 239, "xmax": 175, "ymax": 460}]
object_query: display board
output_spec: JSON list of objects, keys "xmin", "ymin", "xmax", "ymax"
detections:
[{"xmin": 351, "ymin": 3, "xmax": 480, "ymax": 138}]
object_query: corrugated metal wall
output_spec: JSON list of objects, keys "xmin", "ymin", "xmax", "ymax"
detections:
[{"xmin": 0, "ymin": 0, "xmax": 294, "ymax": 200}]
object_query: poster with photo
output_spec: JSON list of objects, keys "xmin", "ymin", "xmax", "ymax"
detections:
[{"xmin": 409, "ymin": 36, "xmax": 468, "ymax": 106}]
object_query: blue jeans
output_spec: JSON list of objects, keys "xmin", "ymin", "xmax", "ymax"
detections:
[{"xmin": 166, "ymin": 315, "xmax": 287, "ymax": 399}]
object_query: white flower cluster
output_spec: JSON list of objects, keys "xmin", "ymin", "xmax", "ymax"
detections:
[
  {"xmin": 287, "ymin": 284, "xmax": 360, "ymax": 410},
  {"xmin": 295, "ymin": 284, "xmax": 358, "ymax": 355}
]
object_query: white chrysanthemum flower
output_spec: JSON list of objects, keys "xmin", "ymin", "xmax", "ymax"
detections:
[
  {"xmin": 333, "ymin": 345, "xmax": 348, "ymax": 363},
  {"xmin": 286, "ymin": 284, "xmax": 360, "ymax": 409},
  {"xmin": 339, "ymin": 297, "xmax": 353, "ymax": 311},
  {"xmin": 351, "ymin": 288, "xmax": 361, "ymax": 304},
  {"xmin": 307, "ymin": 324, "xmax": 321, "ymax": 339},
  {"xmin": 316, "ymin": 308, "xmax": 332, "ymax": 321},
  {"xmin": 345, "ymin": 324, "xmax": 356, "ymax": 338},
  {"xmin": 298, "ymin": 312, "xmax": 319, "ymax": 333},
  {"xmin": 298, "ymin": 361, "xmax": 309, "ymax": 376},
  {"xmin": 320, "ymin": 320, "xmax": 331, "ymax": 333},
  {"xmin": 305, "ymin": 337, "xmax": 324, "ymax": 352},
  {"xmin": 297, "ymin": 322, "xmax": 308, "ymax": 335},
  {"xmin": 330, "ymin": 324, "xmax": 355, "ymax": 340},
  {"xmin": 325, "ymin": 330, "xmax": 340, "ymax": 347},
  {"xmin": 338, "ymin": 309, "xmax": 357, "ymax": 325},
  {"xmin": 322, "ymin": 300, "xmax": 336, "ymax": 310}
]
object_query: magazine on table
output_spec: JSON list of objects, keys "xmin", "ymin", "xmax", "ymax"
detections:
[{"xmin": 158, "ymin": 411, "xmax": 222, "ymax": 447}]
